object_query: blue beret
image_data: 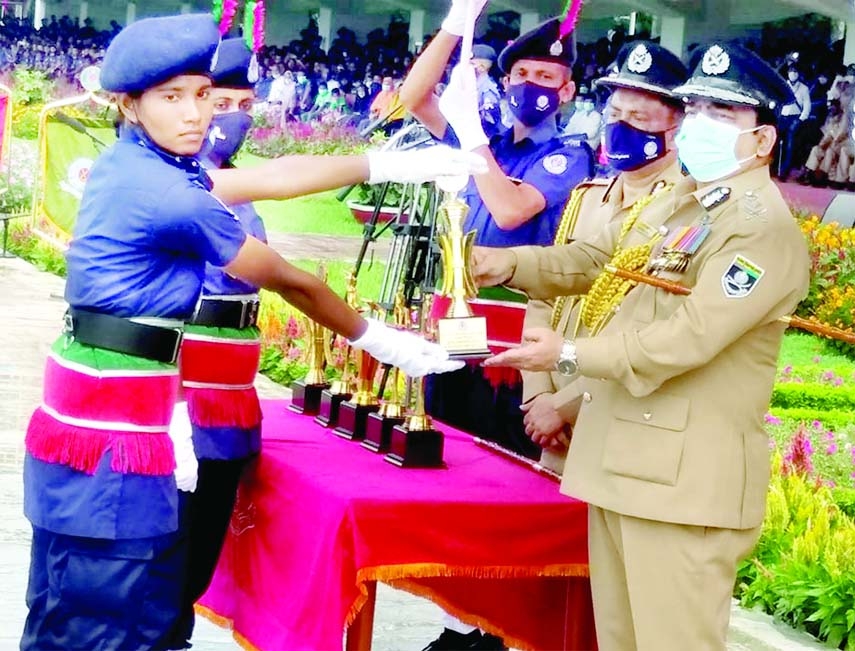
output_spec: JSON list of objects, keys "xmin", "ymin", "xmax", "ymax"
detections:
[
  {"xmin": 498, "ymin": 17, "xmax": 576, "ymax": 75},
  {"xmin": 101, "ymin": 14, "xmax": 220, "ymax": 93},
  {"xmin": 673, "ymin": 43, "xmax": 794, "ymax": 112},
  {"xmin": 596, "ymin": 41, "xmax": 688, "ymax": 99},
  {"xmin": 211, "ymin": 37, "xmax": 256, "ymax": 89}
]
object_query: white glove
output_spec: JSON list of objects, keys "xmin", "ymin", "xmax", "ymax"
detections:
[
  {"xmin": 168, "ymin": 401, "xmax": 198, "ymax": 493},
  {"xmin": 349, "ymin": 319, "xmax": 465, "ymax": 378},
  {"xmin": 439, "ymin": 64, "xmax": 489, "ymax": 151},
  {"xmin": 441, "ymin": 0, "xmax": 490, "ymax": 37},
  {"xmin": 366, "ymin": 144, "xmax": 487, "ymax": 185}
]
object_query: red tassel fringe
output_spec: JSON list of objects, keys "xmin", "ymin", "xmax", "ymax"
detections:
[
  {"xmin": 185, "ymin": 387, "xmax": 262, "ymax": 429},
  {"xmin": 26, "ymin": 407, "xmax": 176, "ymax": 476}
]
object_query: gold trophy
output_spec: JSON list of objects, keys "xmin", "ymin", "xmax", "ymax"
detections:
[
  {"xmin": 290, "ymin": 266, "xmax": 332, "ymax": 416},
  {"xmin": 315, "ymin": 271, "xmax": 359, "ymax": 428},
  {"xmin": 334, "ymin": 334, "xmax": 382, "ymax": 441},
  {"xmin": 384, "ymin": 293, "xmax": 445, "ymax": 468},
  {"xmin": 363, "ymin": 290, "xmax": 408, "ymax": 452},
  {"xmin": 435, "ymin": 180, "xmax": 490, "ymax": 359}
]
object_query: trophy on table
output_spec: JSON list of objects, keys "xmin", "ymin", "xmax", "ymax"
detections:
[
  {"xmin": 315, "ymin": 271, "xmax": 359, "ymax": 428},
  {"xmin": 434, "ymin": 176, "xmax": 491, "ymax": 359},
  {"xmin": 290, "ymin": 266, "xmax": 332, "ymax": 416},
  {"xmin": 333, "ymin": 334, "xmax": 382, "ymax": 441},
  {"xmin": 384, "ymin": 292, "xmax": 445, "ymax": 469},
  {"xmin": 363, "ymin": 290, "xmax": 409, "ymax": 453}
]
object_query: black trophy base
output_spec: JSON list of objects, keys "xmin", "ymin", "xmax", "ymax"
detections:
[
  {"xmin": 384, "ymin": 424, "xmax": 445, "ymax": 468},
  {"xmin": 362, "ymin": 412, "xmax": 405, "ymax": 453},
  {"xmin": 333, "ymin": 401, "xmax": 380, "ymax": 441},
  {"xmin": 288, "ymin": 380, "xmax": 330, "ymax": 416},
  {"xmin": 447, "ymin": 347, "xmax": 493, "ymax": 361},
  {"xmin": 314, "ymin": 390, "xmax": 352, "ymax": 428}
]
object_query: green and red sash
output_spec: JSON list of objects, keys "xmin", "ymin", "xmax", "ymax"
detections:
[
  {"xmin": 180, "ymin": 325, "xmax": 262, "ymax": 429},
  {"xmin": 26, "ymin": 337, "xmax": 178, "ymax": 475}
]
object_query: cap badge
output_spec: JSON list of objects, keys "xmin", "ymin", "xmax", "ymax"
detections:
[
  {"xmin": 701, "ymin": 45, "xmax": 730, "ymax": 76},
  {"xmin": 248, "ymin": 53, "xmax": 260, "ymax": 84},
  {"xmin": 549, "ymin": 40, "xmax": 563, "ymax": 56},
  {"xmin": 627, "ymin": 44, "xmax": 652, "ymax": 74},
  {"xmin": 210, "ymin": 38, "xmax": 221, "ymax": 72}
]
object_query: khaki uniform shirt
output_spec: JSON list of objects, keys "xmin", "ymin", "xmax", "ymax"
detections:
[
  {"xmin": 509, "ymin": 165, "xmax": 810, "ymax": 529},
  {"xmin": 521, "ymin": 163, "xmax": 685, "ymax": 473}
]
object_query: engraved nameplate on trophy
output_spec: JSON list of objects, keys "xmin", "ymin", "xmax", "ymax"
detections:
[{"xmin": 435, "ymin": 189, "xmax": 490, "ymax": 359}]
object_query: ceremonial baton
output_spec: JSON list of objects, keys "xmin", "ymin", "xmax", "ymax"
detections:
[
  {"xmin": 473, "ymin": 437, "xmax": 562, "ymax": 483},
  {"xmin": 603, "ymin": 264, "xmax": 855, "ymax": 345}
]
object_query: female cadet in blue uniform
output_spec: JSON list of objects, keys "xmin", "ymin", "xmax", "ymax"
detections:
[
  {"xmin": 20, "ymin": 14, "xmax": 482, "ymax": 651},
  {"xmin": 169, "ymin": 37, "xmax": 270, "ymax": 647}
]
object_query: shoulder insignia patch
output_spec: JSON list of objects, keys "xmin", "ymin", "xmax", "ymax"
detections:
[
  {"xmin": 721, "ymin": 254, "xmax": 765, "ymax": 298},
  {"xmin": 700, "ymin": 186, "xmax": 731, "ymax": 210},
  {"xmin": 543, "ymin": 154, "xmax": 568, "ymax": 175}
]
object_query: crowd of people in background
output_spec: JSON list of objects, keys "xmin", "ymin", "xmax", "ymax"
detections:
[{"xmin": 0, "ymin": 12, "xmax": 851, "ymax": 182}]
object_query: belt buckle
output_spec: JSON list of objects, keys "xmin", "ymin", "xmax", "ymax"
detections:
[
  {"xmin": 241, "ymin": 299, "xmax": 260, "ymax": 328},
  {"xmin": 168, "ymin": 328, "xmax": 184, "ymax": 364}
]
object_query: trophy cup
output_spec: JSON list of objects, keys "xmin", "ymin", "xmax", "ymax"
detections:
[
  {"xmin": 315, "ymin": 271, "xmax": 359, "ymax": 428},
  {"xmin": 363, "ymin": 291, "xmax": 408, "ymax": 452},
  {"xmin": 384, "ymin": 293, "xmax": 445, "ymax": 468},
  {"xmin": 290, "ymin": 266, "xmax": 332, "ymax": 416},
  {"xmin": 434, "ymin": 178, "xmax": 491, "ymax": 359},
  {"xmin": 333, "ymin": 345, "xmax": 381, "ymax": 441}
]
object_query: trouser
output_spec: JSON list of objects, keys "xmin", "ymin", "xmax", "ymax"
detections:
[
  {"xmin": 777, "ymin": 115, "xmax": 803, "ymax": 178},
  {"xmin": 22, "ymin": 526, "xmax": 184, "ymax": 651},
  {"xmin": 167, "ymin": 456, "xmax": 255, "ymax": 646},
  {"xmin": 425, "ymin": 365, "xmax": 539, "ymax": 460},
  {"xmin": 587, "ymin": 505, "xmax": 761, "ymax": 651}
]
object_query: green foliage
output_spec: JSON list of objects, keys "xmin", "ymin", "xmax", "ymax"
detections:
[
  {"xmin": 243, "ymin": 118, "xmax": 366, "ymax": 158},
  {"xmin": 5, "ymin": 221, "xmax": 66, "ymax": 276},
  {"xmin": 770, "ymin": 384, "xmax": 855, "ymax": 412},
  {"xmin": 736, "ymin": 465, "xmax": 855, "ymax": 650},
  {"xmin": 11, "ymin": 68, "xmax": 53, "ymax": 139},
  {"xmin": 768, "ymin": 408, "xmax": 855, "ymax": 434},
  {"xmin": 0, "ymin": 182, "xmax": 33, "ymax": 213}
]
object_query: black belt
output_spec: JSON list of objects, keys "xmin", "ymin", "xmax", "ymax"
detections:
[
  {"xmin": 66, "ymin": 308, "xmax": 183, "ymax": 364},
  {"xmin": 190, "ymin": 297, "xmax": 260, "ymax": 329}
]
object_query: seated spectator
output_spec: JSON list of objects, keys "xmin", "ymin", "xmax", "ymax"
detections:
[
  {"xmin": 563, "ymin": 88, "xmax": 602, "ymax": 151},
  {"xmin": 798, "ymin": 95, "xmax": 851, "ymax": 187}
]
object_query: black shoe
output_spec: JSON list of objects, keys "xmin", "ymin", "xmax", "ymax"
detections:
[{"xmin": 421, "ymin": 628, "xmax": 507, "ymax": 651}]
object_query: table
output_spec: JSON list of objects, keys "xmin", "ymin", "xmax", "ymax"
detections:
[{"xmin": 198, "ymin": 400, "xmax": 596, "ymax": 651}]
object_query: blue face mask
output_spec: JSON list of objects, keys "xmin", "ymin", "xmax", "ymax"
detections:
[
  {"xmin": 507, "ymin": 82, "xmax": 560, "ymax": 127},
  {"xmin": 675, "ymin": 113, "xmax": 760, "ymax": 183},
  {"xmin": 199, "ymin": 111, "xmax": 253, "ymax": 168},
  {"xmin": 603, "ymin": 120, "xmax": 668, "ymax": 172}
]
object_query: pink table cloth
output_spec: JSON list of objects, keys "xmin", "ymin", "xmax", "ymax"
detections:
[{"xmin": 199, "ymin": 399, "xmax": 595, "ymax": 651}]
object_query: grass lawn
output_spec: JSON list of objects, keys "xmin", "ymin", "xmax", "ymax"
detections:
[
  {"xmin": 235, "ymin": 152, "xmax": 366, "ymax": 236},
  {"xmin": 290, "ymin": 258, "xmax": 387, "ymax": 300}
]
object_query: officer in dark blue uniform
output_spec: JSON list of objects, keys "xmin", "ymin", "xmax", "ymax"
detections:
[
  {"xmin": 399, "ymin": 4, "xmax": 591, "ymax": 649},
  {"xmin": 401, "ymin": 7, "xmax": 591, "ymax": 467},
  {"xmin": 21, "ymin": 14, "xmax": 479, "ymax": 651}
]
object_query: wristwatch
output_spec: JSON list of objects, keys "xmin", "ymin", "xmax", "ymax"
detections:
[{"xmin": 555, "ymin": 339, "xmax": 578, "ymax": 377}]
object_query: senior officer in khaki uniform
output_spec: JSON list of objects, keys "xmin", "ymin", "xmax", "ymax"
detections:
[
  {"xmin": 521, "ymin": 41, "xmax": 688, "ymax": 474},
  {"xmin": 472, "ymin": 43, "xmax": 810, "ymax": 651}
]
